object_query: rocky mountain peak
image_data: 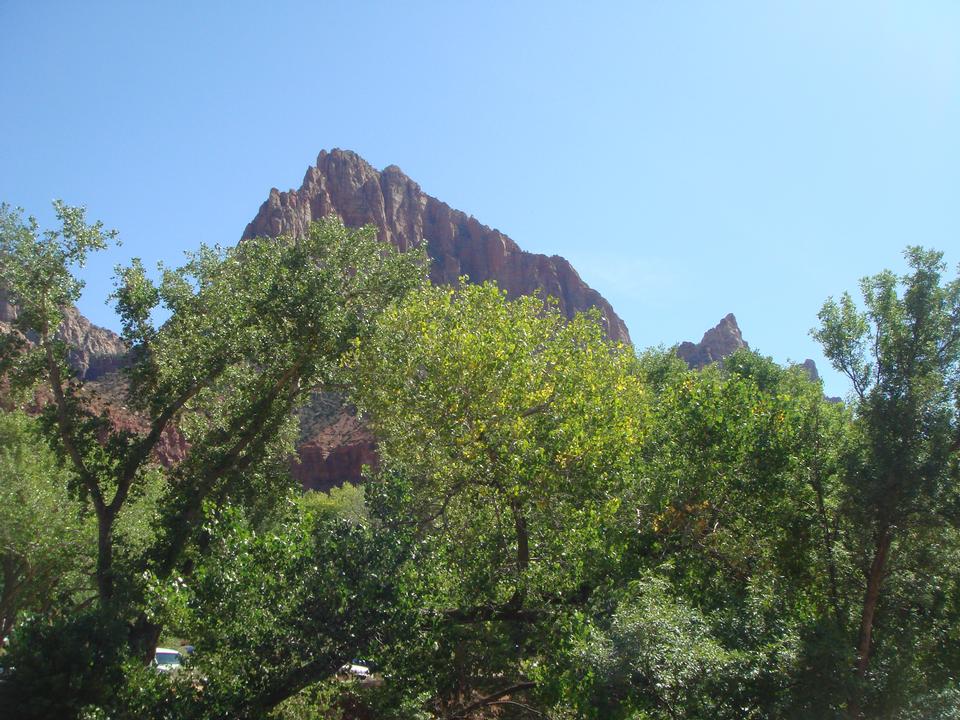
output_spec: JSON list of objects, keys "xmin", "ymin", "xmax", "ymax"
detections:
[
  {"xmin": 676, "ymin": 315, "xmax": 828, "ymax": 395},
  {"xmin": 798, "ymin": 358, "xmax": 820, "ymax": 382},
  {"xmin": 242, "ymin": 149, "xmax": 637, "ymax": 489},
  {"xmin": 676, "ymin": 313, "xmax": 749, "ymax": 369},
  {"xmin": 243, "ymin": 148, "xmax": 630, "ymax": 344}
]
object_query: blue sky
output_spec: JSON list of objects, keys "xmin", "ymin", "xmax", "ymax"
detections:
[{"xmin": 2, "ymin": 1, "xmax": 957, "ymax": 397}]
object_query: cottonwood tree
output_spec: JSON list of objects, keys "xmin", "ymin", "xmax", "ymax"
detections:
[
  {"xmin": 813, "ymin": 247, "xmax": 960, "ymax": 718},
  {"xmin": 0, "ymin": 202, "xmax": 424, "ymax": 715},
  {"xmin": 557, "ymin": 348, "xmax": 855, "ymax": 719},
  {"xmin": 346, "ymin": 282, "xmax": 648, "ymax": 716}
]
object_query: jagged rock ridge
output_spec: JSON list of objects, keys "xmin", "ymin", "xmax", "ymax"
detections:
[
  {"xmin": 676, "ymin": 313, "xmax": 748, "ymax": 369},
  {"xmin": 243, "ymin": 149, "xmax": 630, "ymax": 344},
  {"xmin": 676, "ymin": 313, "xmax": 824, "ymax": 387}
]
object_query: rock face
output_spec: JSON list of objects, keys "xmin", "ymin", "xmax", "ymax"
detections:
[
  {"xmin": 798, "ymin": 358, "xmax": 820, "ymax": 382},
  {"xmin": 676, "ymin": 317, "xmax": 832, "ymax": 400},
  {"xmin": 1, "ymin": 288, "xmax": 127, "ymax": 381},
  {"xmin": 0, "ymin": 288, "xmax": 16, "ymax": 324},
  {"xmin": 2, "ymin": 289, "xmax": 184, "ymax": 465},
  {"xmin": 676, "ymin": 313, "xmax": 748, "ymax": 369},
  {"xmin": 292, "ymin": 415, "xmax": 376, "ymax": 492},
  {"xmin": 243, "ymin": 149, "xmax": 630, "ymax": 344},
  {"xmin": 84, "ymin": 375, "xmax": 189, "ymax": 467},
  {"xmin": 6, "ymin": 151, "xmax": 636, "ymax": 492},
  {"xmin": 59, "ymin": 307, "xmax": 127, "ymax": 380}
]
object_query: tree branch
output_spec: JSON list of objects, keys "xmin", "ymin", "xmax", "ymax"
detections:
[
  {"xmin": 153, "ymin": 358, "xmax": 308, "ymax": 577},
  {"xmin": 241, "ymin": 654, "xmax": 342, "ymax": 718},
  {"xmin": 446, "ymin": 681, "xmax": 536, "ymax": 719},
  {"xmin": 43, "ymin": 333, "xmax": 104, "ymax": 512},
  {"xmin": 441, "ymin": 604, "xmax": 545, "ymax": 624},
  {"xmin": 109, "ymin": 365, "xmax": 224, "ymax": 516}
]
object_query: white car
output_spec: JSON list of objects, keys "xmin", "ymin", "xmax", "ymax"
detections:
[
  {"xmin": 153, "ymin": 647, "xmax": 183, "ymax": 673},
  {"xmin": 338, "ymin": 661, "xmax": 371, "ymax": 680}
]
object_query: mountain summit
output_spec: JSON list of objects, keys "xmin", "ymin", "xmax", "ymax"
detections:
[
  {"xmin": 243, "ymin": 149, "xmax": 630, "ymax": 344},
  {"xmin": 676, "ymin": 313, "xmax": 749, "ymax": 369}
]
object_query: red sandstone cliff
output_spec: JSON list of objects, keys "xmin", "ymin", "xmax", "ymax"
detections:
[
  {"xmin": 1, "ymin": 290, "xmax": 185, "ymax": 466},
  {"xmin": 243, "ymin": 149, "xmax": 630, "ymax": 344},
  {"xmin": 5, "ymin": 151, "xmax": 634, "ymax": 491},
  {"xmin": 1, "ymin": 288, "xmax": 126, "ymax": 381},
  {"xmin": 675, "ymin": 314, "xmax": 825, "ymax": 392}
]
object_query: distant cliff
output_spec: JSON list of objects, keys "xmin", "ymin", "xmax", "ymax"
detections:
[
  {"xmin": 18, "ymin": 153, "xmax": 841, "ymax": 492},
  {"xmin": 676, "ymin": 313, "xmax": 749, "ymax": 369},
  {"xmin": 242, "ymin": 149, "xmax": 639, "ymax": 489},
  {"xmin": 676, "ymin": 313, "xmax": 824, "ymax": 388},
  {"xmin": 1, "ymin": 288, "xmax": 126, "ymax": 381},
  {"xmin": 243, "ymin": 149, "xmax": 630, "ymax": 344},
  {"xmin": 1, "ymin": 288, "xmax": 186, "ymax": 465}
]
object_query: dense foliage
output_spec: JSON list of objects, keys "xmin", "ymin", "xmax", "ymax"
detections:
[
  {"xmin": 346, "ymin": 283, "xmax": 648, "ymax": 717},
  {"xmin": 0, "ymin": 203, "xmax": 957, "ymax": 719},
  {"xmin": 813, "ymin": 247, "xmax": 960, "ymax": 717},
  {"xmin": 0, "ymin": 410, "xmax": 93, "ymax": 639},
  {"xmin": 0, "ymin": 203, "xmax": 426, "ymax": 717}
]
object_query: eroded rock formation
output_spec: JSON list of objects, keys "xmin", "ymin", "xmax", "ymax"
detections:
[
  {"xmin": 2, "ymin": 289, "xmax": 185, "ymax": 465},
  {"xmin": 243, "ymin": 149, "xmax": 636, "ymax": 489},
  {"xmin": 676, "ymin": 315, "xmax": 829, "ymax": 399},
  {"xmin": 244, "ymin": 149, "xmax": 630, "ymax": 344},
  {"xmin": 676, "ymin": 313, "xmax": 748, "ymax": 369},
  {"xmin": 1, "ymin": 288, "xmax": 126, "ymax": 381}
]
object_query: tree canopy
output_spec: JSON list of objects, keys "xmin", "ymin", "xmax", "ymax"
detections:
[
  {"xmin": 813, "ymin": 246, "xmax": 960, "ymax": 718},
  {"xmin": 1, "ymin": 200, "xmax": 958, "ymax": 720},
  {"xmin": 0, "ymin": 203, "xmax": 426, "ymax": 716}
]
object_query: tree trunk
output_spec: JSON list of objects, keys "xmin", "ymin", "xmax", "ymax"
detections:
[
  {"xmin": 95, "ymin": 508, "xmax": 116, "ymax": 603},
  {"xmin": 129, "ymin": 614, "xmax": 163, "ymax": 665},
  {"xmin": 509, "ymin": 500, "xmax": 529, "ymax": 608},
  {"xmin": 1, "ymin": 554, "xmax": 19, "ymax": 640},
  {"xmin": 848, "ymin": 526, "xmax": 892, "ymax": 719},
  {"xmin": 513, "ymin": 506, "xmax": 529, "ymax": 574}
]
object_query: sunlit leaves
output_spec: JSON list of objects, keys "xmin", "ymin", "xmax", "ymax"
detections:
[
  {"xmin": 348, "ymin": 282, "xmax": 647, "ymax": 603},
  {"xmin": 345, "ymin": 281, "xmax": 650, "ymax": 712},
  {"xmin": 0, "ymin": 411, "xmax": 94, "ymax": 635}
]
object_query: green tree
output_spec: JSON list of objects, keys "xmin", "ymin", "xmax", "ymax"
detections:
[
  {"xmin": 168, "ymin": 491, "xmax": 412, "ymax": 719},
  {"xmin": 298, "ymin": 481, "xmax": 369, "ymax": 525},
  {"xmin": 0, "ymin": 202, "xmax": 425, "ymax": 715},
  {"xmin": 0, "ymin": 410, "xmax": 93, "ymax": 638},
  {"xmin": 813, "ymin": 247, "xmax": 960, "ymax": 718},
  {"xmin": 347, "ymin": 284, "xmax": 858, "ymax": 719},
  {"xmin": 557, "ymin": 575, "xmax": 735, "ymax": 719},
  {"xmin": 346, "ymin": 281, "xmax": 648, "ymax": 715},
  {"xmin": 574, "ymin": 349, "xmax": 855, "ymax": 719}
]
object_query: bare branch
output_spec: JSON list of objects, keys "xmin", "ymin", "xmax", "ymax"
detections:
[{"xmin": 446, "ymin": 681, "xmax": 537, "ymax": 720}]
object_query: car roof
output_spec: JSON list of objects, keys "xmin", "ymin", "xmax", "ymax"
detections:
[{"xmin": 155, "ymin": 647, "xmax": 181, "ymax": 654}]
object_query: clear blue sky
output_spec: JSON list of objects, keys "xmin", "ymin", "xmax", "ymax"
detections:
[{"xmin": 2, "ymin": 1, "xmax": 958, "ymax": 397}]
